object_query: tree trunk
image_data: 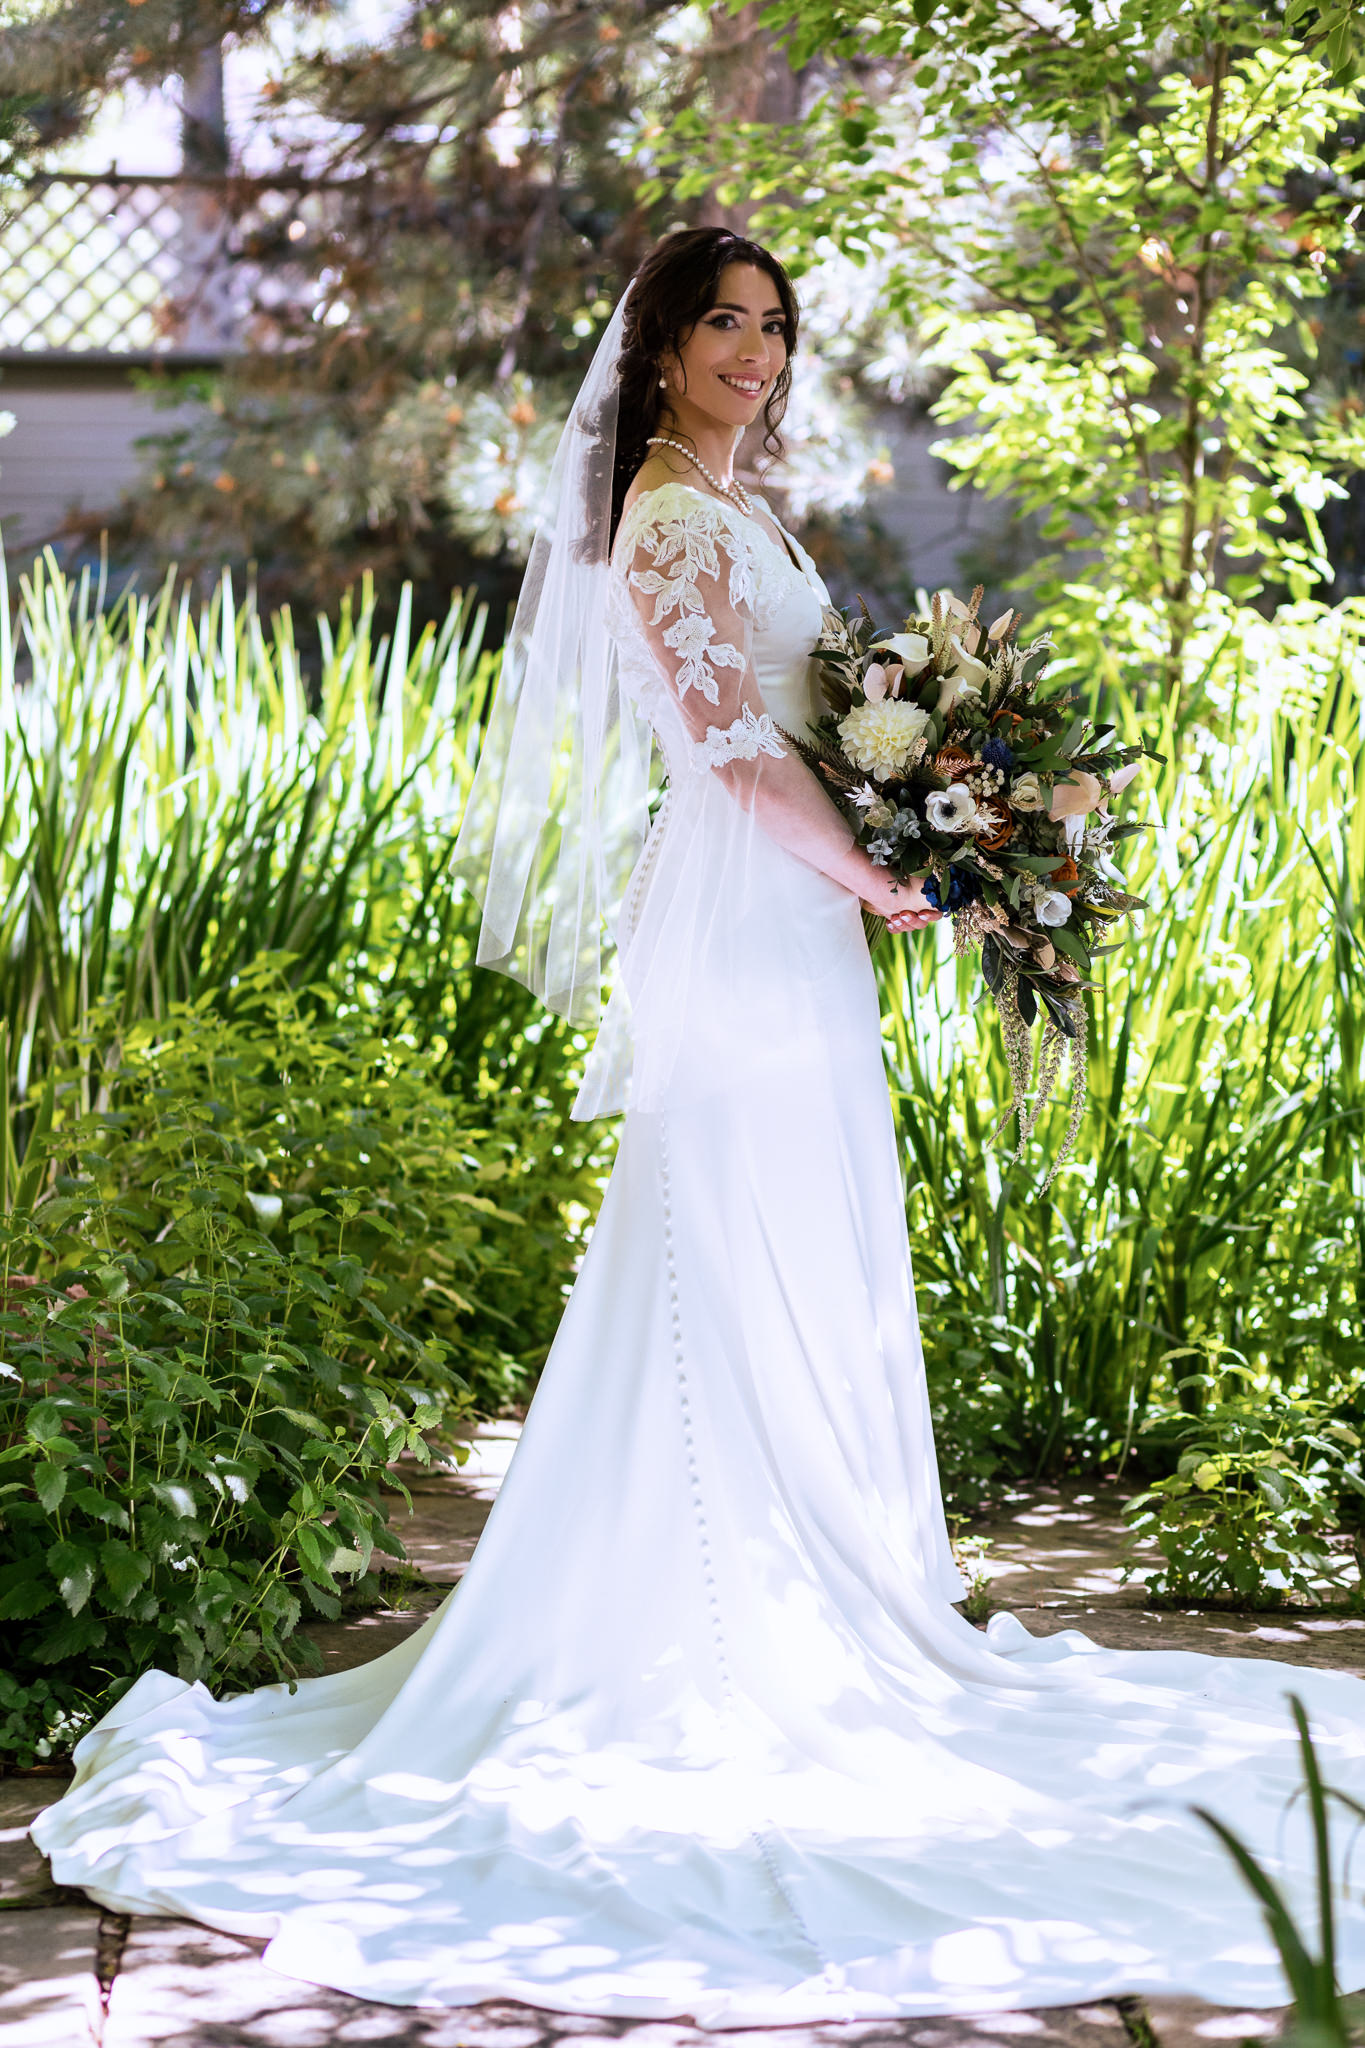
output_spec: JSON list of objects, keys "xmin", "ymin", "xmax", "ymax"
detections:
[
  {"xmin": 699, "ymin": 4, "xmax": 804, "ymax": 234},
  {"xmin": 178, "ymin": 44, "xmax": 235, "ymax": 353}
]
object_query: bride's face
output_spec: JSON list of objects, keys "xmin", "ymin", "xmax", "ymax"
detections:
[{"xmin": 663, "ymin": 262, "xmax": 789, "ymax": 434}]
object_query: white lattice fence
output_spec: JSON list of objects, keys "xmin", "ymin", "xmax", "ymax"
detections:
[{"xmin": 0, "ymin": 174, "xmax": 355, "ymax": 356}]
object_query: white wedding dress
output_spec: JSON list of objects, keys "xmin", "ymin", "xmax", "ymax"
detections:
[{"xmin": 34, "ymin": 483, "xmax": 1365, "ymax": 2023}]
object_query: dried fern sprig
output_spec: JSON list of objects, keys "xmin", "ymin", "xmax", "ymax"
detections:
[
  {"xmin": 1019, "ymin": 1018, "xmax": 1067, "ymax": 1153},
  {"xmin": 988, "ymin": 964, "xmax": 1034, "ymax": 1155},
  {"xmin": 1039, "ymin": 1005, "xmax": 1089, "ymax": 1193}
]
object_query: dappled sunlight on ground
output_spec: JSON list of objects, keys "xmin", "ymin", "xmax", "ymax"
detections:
[
  {"xmin": 966, "ymin": 1484, "xmax": 1365, "ymax": 1671},
  {"xmin": 4, "ymin": 1439, "xmax": 1335, "ymax": 2046}
]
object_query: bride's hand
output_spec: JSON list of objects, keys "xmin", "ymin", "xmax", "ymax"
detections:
[{"xmin": 863, "ymin": 874, "xmax": 941, "ymax": 934}]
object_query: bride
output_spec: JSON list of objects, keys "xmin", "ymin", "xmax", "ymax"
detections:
[{"xmin": 34, "ymin": 226, "xmax": 1365, "ymax": 2024}]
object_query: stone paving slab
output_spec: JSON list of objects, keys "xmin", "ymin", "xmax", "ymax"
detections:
[
  {"xmin": 302, "ymin": 1429, "xmax": 520, "ymax": 1676},
  {"xmin": 1141, "ymin": 1998, "xmax": 1284, "ymax": 2047},
  {"xmin": 0, "ymin": 1902, "xmax": 102, "ymax": 2047},
  {"xmin": 105, "ymin": 1915, "xmax": 440, "ymax": 2046},
  {"xmin": 100, "ymin": 1916, "xmax": 1174, "ymax": 2048},
  {"xmin": 0, "ymin": 1783, "xmax": 66, "ymax": 1907}
]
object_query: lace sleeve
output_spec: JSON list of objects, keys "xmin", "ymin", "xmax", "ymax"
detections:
[
  {"xmin": 622, "ymin": 490, "xmax": 786, "ymax": 775},
  {"xmin": 619, "ymin": 488, "xmax": 872, "ymax": 896}
]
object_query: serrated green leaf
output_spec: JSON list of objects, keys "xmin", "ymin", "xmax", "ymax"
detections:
[
  {"xmin": 270, "ymin": 1407, "xmax": 329, "ymax": 1437},
  {"xmin": 34, "ymin": 1464, "xmax": 67, "ymax": 1515},
  {"xmin": 47, "ymin": 1540, "xmax": 97, "ymax": 1615},
  {"xmin": 287, "ymin": 1207, "xmax": 330, "ymax": 1233},
  {"xmin": 101, "ymin": 1538, "xmax": 153, "ymax": 1604},
  {"xmin": 26, "ymin": 1400, "xmax": 66, "ymax": 1444}
]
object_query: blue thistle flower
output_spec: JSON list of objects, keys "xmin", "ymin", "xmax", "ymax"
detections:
[
  {"xmin": 981, "ymin": 737, "xmax": 1014, "ymax": 773},
  {"xmin": 922, "ymin": 867, "xmax": 983, "ymax": 914}
]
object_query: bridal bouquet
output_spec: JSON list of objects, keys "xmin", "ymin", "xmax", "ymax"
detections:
[{"xmin": 789, "ymin": 587, "xmax": 1156, "ymax": 1181}]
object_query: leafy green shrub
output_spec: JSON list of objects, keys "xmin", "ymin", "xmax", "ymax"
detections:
[
  {"xmin": 0, "ymin": 1671, "xmax": 98, "ymax": 1771},
  {"xmin": 1122, "ymin": 1384, "xmax": 1365, "ymax": 1606},
  {"xmin": 1, "ymin": 562, "xmax": 613, "ymax": 1414},
  {"xmin": 921, "ymin": 1302, "xmax": 1020, "ymax": 1513},
  {"xmin": 0, "ymin": 965, "xmax": 595, "ymax": 1758}
]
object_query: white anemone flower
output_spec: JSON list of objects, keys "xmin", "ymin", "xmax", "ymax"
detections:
[{"xmin": 923, "ymin": 782, "xmax": 978, "ymax": 833}]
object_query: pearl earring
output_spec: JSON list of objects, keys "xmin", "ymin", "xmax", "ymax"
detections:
[{"xmin": 658, "ymin": 377, "xmax": 666, "ymax": 390}]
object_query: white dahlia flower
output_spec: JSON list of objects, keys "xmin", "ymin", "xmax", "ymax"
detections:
[{"xmin": 839, "ymin": 699, "xmax": 930, "ymax": 782}]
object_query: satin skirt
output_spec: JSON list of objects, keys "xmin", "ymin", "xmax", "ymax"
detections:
[{"xmin": 33, "ymin": 816, "xmax": 1365, "ymax": 2023}]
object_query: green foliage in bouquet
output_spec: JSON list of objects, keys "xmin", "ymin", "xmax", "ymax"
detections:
[
  {"xmin": 0, "ymin": 963, "xmax": 562, "ymax": 1759},
  {"xmin": 1123, "ymin": 1370, "xmax": 1365, "ymax": 1608},
  {"xmin": 794, "ymin": 584, "xmax": 1158, "ymax": 1180},
  {"xmin": 877, "ymin": 606, "xmax": 1365, "ymax": 1510}
]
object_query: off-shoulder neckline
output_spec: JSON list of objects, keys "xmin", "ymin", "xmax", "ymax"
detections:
[{"xmin": 614, "ymin": 479, "xmax": 807, "ymax": 575}]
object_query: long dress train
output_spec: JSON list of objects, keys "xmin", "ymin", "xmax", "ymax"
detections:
[{"xmin": 33, "ymin": 482, "xmax": 1365, "ymax": 2024}]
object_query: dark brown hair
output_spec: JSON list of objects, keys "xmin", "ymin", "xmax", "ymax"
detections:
[{"xmin": 606, "ymin": 227, "xmax": 799, "ymax": 548}]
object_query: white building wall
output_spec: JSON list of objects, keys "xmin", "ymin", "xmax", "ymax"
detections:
[{"xmin": 0, "ymin": 369, "xmax": 193, "ymax": 557}]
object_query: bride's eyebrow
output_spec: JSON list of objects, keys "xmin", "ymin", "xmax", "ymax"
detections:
[{"xmin": 709, "ymin": 301, "xmax": 786, "ymax": 317}]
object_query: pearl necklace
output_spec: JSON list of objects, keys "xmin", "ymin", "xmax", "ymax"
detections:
[{"xmin": 645, "ymin": 436, "xmax": 753, "ymax": 516}]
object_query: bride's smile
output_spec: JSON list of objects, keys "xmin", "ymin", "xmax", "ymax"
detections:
[{"xmin": 660, "ymin": 259, "xmax": 790, "ymax": 446}]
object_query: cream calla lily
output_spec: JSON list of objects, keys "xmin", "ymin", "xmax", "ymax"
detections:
[
  {"xmin": 1048, "ymin": 769, "xmax": 1103, "ymax": 819},
  {"xmin": 938, "ymin": 638, "xmax": 989, "ymax": 714},
  {"xmin": 872, "ymin": 632, "xmax": 932, "ymax": 674}
]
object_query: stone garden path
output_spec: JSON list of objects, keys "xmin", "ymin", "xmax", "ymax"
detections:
[{"xmin": 7, "ymin": 1428, "xmax": 1364, "ymax": 2048}]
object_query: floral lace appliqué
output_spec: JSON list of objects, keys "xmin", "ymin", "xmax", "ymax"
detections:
[
  {"xmin": 626, "ymin": 499, "xmax": 757, "ymax": 706},
  {"xmin": 693, "ymin": 704, "xmax": 787, "ymax": 772}
]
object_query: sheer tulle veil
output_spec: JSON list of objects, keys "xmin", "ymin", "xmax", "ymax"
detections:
[{"xmin": 451, "ymin": 296, "xmax": 655, "ymax": 1050}]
